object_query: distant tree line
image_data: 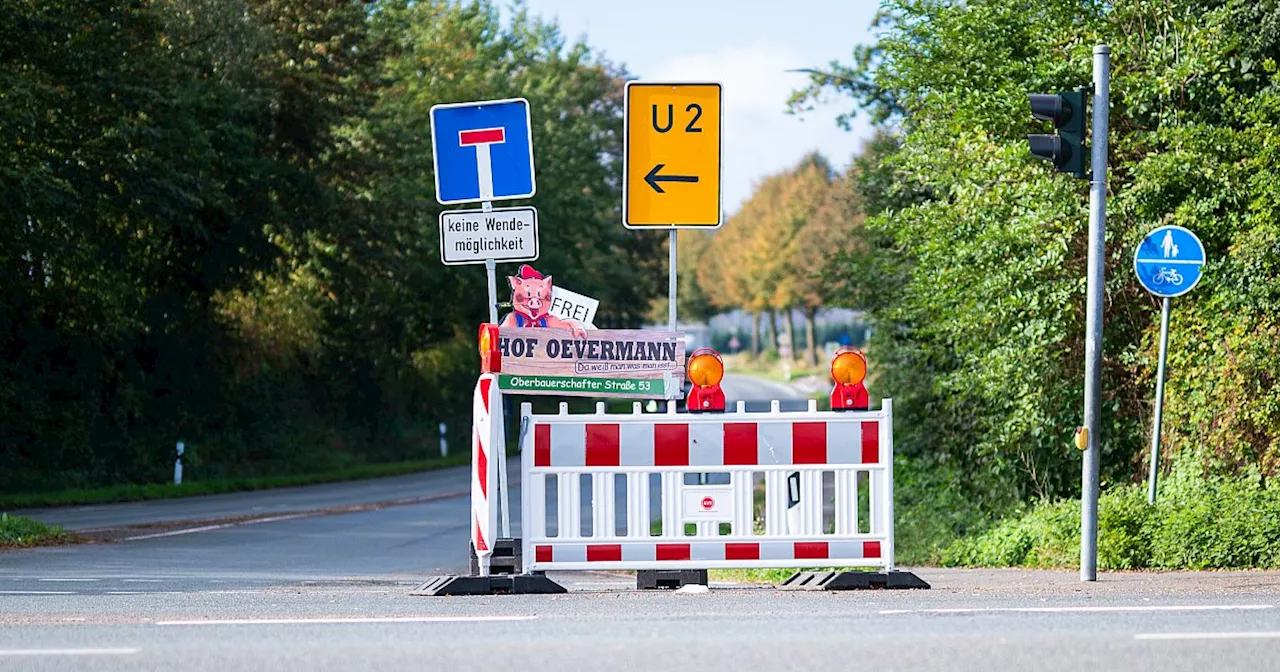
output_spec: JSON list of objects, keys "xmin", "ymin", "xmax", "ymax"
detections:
[
  {"xmin": 0, "ymin": 0, "xmax": 664, "ymax": 492},
  {"xmin": 668, "ymin": 153, "xmax": 856, "ymax": 368}
]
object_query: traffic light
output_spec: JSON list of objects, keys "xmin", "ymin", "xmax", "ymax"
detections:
[{"xmin": 1027, "ymin": 90, "xmax": 1086, "ymax": 178}]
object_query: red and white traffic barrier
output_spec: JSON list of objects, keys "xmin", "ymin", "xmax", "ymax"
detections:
[
  {"xmin": 518, "ymin": 399, "xmax": 896, "ymax": 572},
  {"xmin": 471, "ymin": 373, "xmax": 502, "ymax": 575}
]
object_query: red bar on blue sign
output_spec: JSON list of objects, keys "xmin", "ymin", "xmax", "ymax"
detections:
[{"xmin": 459, "ymin": 127, "xmax": 505, "ymax": 145}]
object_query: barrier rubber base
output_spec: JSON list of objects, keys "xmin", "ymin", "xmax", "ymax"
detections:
[
  {"xmin": 412, "ymin": 573, "xmax": 567, "ymax": 596},
  {"xmin": 637, "ymin": 569, "xmax": 708, "ymax": 590},
  {"xmin": 780, "ymin": 570, "xmax": 930, "ymax": 590},
  {"xmin": 469, "ymin": 538, "xmax": 522, "ymax": 576}
]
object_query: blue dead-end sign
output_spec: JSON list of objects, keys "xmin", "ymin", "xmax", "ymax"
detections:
[
  {"xmin": 430, "ymin": 98, "xmax": 536, "ymax": 205},
  {"xmin": 1134, "ymin": 225, "xmax": 1206, "ymax": 298}
]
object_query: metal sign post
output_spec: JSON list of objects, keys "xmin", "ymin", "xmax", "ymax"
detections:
[
  {"xmin": 431, "ymin": 97, "xmax": 539, "ymax": 544},
  {"xmin": 1134, "ymin": 225, "xmax": 1207, "ymax": 505},
  {"xmin": 1148, "ymin": 298, "xmax": 1170, "ymax": 503},
  {"xmin": 669, "ymin": 230, "xmax": 677, "ymax": 332}
]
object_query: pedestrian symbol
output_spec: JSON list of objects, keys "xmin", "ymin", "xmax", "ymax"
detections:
[{"xmin": 1133, "ymin": 225, "xmax": 1206, "ymax": 298}]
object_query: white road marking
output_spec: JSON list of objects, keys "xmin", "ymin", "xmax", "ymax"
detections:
[
  {"xmin": 0, "ymin": 591, "xmax": 76, "ymax": 595},
  {"xmin": 0, "ymin": 649, "xmax": 139, "ymax": 656},
  {"xmin": 37, "ymin": 578, "xmax": 100, "ymax": 582},
  {"xmin": 156, "ymin": 616, "xmax": 538, "ymax": 626},
  {"xmin": 107, "ymin": 591, "xmax": 147, "ymax": 595},
  {"xmin": 122, "ymin": 513, "xmax": 310, "ymax": 541},
  {"xmin": 122, "ymin": 579, "xmax": 165, "ymax": 583},
  {"xmin": 1136, "ymin": 631, "xmax": 1280, "ymax": 641},
  {"xmin": 122, "ymin": 523, "xmax": 229, "ymax": 541},
  {"xmin": 880, "ymin": 605, "xmax": 1273, "ymax": 615}
]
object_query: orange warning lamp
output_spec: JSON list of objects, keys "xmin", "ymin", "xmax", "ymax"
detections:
[
  {"xmin": 830, "ymin": 346, "xmax": 868, "ymax": 410},
  {"xmin": 686, "ymin": 347, "xmax": 725, "ymax": 412},
  {"xmin": 479, "ymin": 323, "xmax": 501, "ymax": 373}
]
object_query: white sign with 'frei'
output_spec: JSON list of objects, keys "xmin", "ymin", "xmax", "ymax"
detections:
[{"xmin": 548, "ymin": 286, "xmax": 599, "ymax": 329}]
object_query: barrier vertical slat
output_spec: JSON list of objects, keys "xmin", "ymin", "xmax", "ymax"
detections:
[
  {"xmin": 853, "ymin": 472, "xmax": 862, "ymax": 535},
  {"xmin": 883, "ymin": 399, "xmax": 896, "ymax": 570},
  {"xmin": 835, "ymin": 471, "xmax": 853, "ymax": 535},
  {"xmin": 638, "ymin": 475, "xmax": 651, "ymax": 537},
  {"xmin": 732, "ymin": 470, "xmax": 752, "ymax": 536},
  {"xmin": 764, "ymin": 471, "xmax": 784, "ymax": 536},
  {"xmin": 802, "ymin": 471, "xmax": 822, "ymax": 535},
  {"xmin": 626, "ymin": 473, "xmax": 644, "ymax": 537},
  {"xmin": 661, "ymin": 472, "xmax": 679, "ymax": 537},
  {"xmin": 592, "ymin": 473, "xmax": 616, "ymax": 538},
  {"xmin": 557, "ymin": 471, "xmax": 574, "ymax": 538},
  {"xmin": 591, "ymin": 473, "xmax": 604, "ymax": 537},
  {"xmin": 568, "ymin": 473, "xmax": 582, "ymax": 539}
]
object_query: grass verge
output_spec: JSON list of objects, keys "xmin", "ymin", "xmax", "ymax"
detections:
[
  {"xmin": 710, "ymin": 567, "xmax": 880, "ymax": 584},
  {"xmin": 0, "ymin": 453, "xmax": 469, "ymax": 511},
  {"xmin": 0, "ymin": 513, "xmax": 71, "ymax": 548}
]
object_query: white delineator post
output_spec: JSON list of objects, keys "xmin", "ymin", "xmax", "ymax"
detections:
[
  {"xmin": 439, "ymin": 422, "xmax": 448, "ymax": 457},
  {"xmin": 1081, "ymin": 44, "xmax": 1110, "ymax": 582},
  {"xmin": 174, "ymin": 441, "xmax": 184, "ymax": 486}
]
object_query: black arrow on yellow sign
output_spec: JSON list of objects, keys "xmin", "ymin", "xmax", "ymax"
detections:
[{"xmin": 644, "ymin": 163, "xmax": 699, "ymax": 194}]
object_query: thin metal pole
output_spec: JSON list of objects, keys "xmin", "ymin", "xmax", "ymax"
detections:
[
  {"xmin": 1081, "ymin": 44, "xmax": 1110, "ymax": 582},
  {"xmin": 481, "ymin": 202, "xmax": 508, "ymax": 537},
  {"xmin": 484, "ymin": 257, "xmax": 499, "ymax": 324},
  {"xmin": 483, "ymin": 200, "xmax": 497, "ymax": 323},
  {"xmin": 1147, "ymin": 297, "xmax": 1171, "ymax": 504},
  {"xmin": 668, "ymin": 229, "xmax": 678, "ymax": 332}
]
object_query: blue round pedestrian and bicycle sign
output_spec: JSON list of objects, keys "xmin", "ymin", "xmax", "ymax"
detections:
[{"xmin": 1133, "ymin": 225, "xmax": 1206, "ymax": 298}]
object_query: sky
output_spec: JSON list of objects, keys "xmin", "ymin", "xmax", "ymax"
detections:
[{"xmin": 517, "ymin": 0, "xmax": 881, "ymax": 213}]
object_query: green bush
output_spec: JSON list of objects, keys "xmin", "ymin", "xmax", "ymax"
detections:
[
  {"xmin": 939, "ymin": 466, "xmax": 1280, "ymax": 570},
  {"xmin": 1097, "ymin": 488, "xmax": 1154, "ymax": 570},
  {"xmin": 893, "ymin": 455, "xmax": 1010, "ymax": 566},
  {"xmin": 941, "ymin": 499, "xmax": 1078, "ymax": 568}
]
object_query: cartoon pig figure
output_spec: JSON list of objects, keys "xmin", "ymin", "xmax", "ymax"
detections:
[{"xmin": 501, "ymin": 265, "xmax": 587, "ymax": 337}]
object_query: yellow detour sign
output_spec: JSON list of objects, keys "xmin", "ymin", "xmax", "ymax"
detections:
[{"xmin": 623, "ymin": 82, "xmax": 722, "ymax": 228}]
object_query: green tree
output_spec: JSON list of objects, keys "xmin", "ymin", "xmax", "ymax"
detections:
[{"xmin": 791, "ymin": 0, "xmax": 1280, "ymax": 512}]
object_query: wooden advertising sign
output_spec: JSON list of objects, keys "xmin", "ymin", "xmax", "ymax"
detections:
[{"xmin": 496, "ymin": 327, "xmax": 684, "ymax": 399}]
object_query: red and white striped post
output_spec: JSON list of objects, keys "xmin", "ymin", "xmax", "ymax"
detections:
[{"xmin": 471, "ymin": 373, "xmax": 503, "ymax": 576}]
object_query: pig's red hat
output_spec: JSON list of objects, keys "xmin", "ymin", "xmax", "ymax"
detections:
[{"xmin": 516, "ymin": 264, "xmax": 544, "ymax": 280}]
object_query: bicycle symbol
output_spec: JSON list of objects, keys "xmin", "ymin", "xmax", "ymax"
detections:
[{"xmin": 1151, "ymin": 267, "xmax": 1183, "ymax": 286}]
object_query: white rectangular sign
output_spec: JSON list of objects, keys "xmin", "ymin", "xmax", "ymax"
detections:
[
  {"xmin": 439, "ymin": 206, "xmax": 539, "ymax": 265},
  {"xmin": 548, "ymin": 286, "xmax": 599, "ymax": 328},
  {"xmin": 681, "ymin": 485, "xmax": 734, "ymax": 522}
]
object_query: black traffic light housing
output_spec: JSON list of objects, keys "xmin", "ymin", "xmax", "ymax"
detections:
[{"xmin": 1027, "ymin": 89, "xmax": 1086, "ymax": 179}]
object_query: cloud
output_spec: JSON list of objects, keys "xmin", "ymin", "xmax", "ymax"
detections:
[{"xmin": 649, "ymin": 42, "xmax": 872, "ymax": 213}]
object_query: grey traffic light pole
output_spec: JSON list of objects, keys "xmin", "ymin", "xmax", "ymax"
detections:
[{"xmin": 1081, "ymin": 45, "xmax": 1110, "ymax": 583}]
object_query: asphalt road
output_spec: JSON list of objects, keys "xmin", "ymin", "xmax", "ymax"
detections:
[
  {"xmin": 6, "ymin": 376, "xmax": 1280, "ymax": 670},
  {"xmin": 11, "ymin": 467, "xmax": 476, "ymax": 532},
  {"xmin": 720, "ymin": 372, "xmax": 809, "ymax": 412}
]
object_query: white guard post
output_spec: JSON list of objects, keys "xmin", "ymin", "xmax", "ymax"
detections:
[
  {"xmin": 471, "ymin": 373, "xmax": 503, "ymax": 576},
  {"xmin": 519, "ymin": 399, "xmax": 896, "ymax": 572}
]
